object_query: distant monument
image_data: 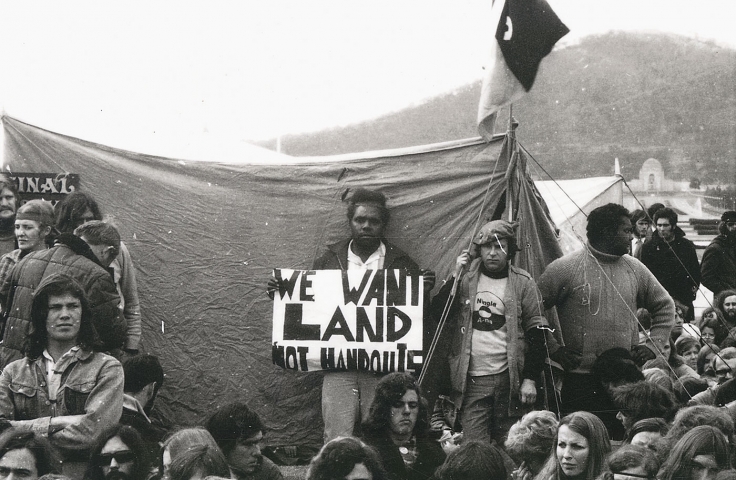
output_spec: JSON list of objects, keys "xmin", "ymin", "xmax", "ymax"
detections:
[{"xmin": 627, "ymin": 158, "xmax": 677, "ymax": 192}]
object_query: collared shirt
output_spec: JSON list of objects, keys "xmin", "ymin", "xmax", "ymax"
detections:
[
  {"xmin": 631, "ymin": 237, "xmax": 644, "ymax": 257},
  {"xmin": 347, "ymin": 240, "xmax": 385, "ymax": 270},
  {"xmin": 123, "ymin": 393, "xmax": 151, "ymax": 423},
  {"xmin": 42, "ymin": 346, "xmax": 80, "ymax": 401}
]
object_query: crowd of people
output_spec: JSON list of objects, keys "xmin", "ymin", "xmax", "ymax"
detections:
[{"xmin": 0, "ymin": 176, "xmax": 734, "ymax": 480}]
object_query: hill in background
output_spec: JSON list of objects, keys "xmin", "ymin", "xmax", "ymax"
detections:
[{"xmin": 257, "ymin": 32, "xmax": 735, "ymax": 183}]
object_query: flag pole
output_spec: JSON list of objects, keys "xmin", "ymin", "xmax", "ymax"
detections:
[{"xmin": 507, "ymin": 105, "xmax": 518, "ymax": 223}]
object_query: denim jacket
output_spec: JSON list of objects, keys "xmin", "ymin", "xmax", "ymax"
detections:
[
  {"xmin": 446, "ymin": 259, "xmax": 547, "ymax": 416},
  {"xmin": 0, "ymin": 348, "xmax": 123, "ymax": 458}
]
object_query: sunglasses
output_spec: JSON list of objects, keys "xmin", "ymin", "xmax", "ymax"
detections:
[{"xmin": 96, "ymin": 451, "xmax": 136, "ymax": 466}]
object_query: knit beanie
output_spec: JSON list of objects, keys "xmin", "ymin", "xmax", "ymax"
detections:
[
  {"xmin": 16, "ymin": 199, "xmax": 54, "ymax": 226},
  {"xmin": 473, "ymin": 220, "xmax": 517, "ymax": 246}
]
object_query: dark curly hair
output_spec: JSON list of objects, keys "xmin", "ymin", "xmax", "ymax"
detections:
[
  {"xmin": 591, "ymin": 347, "xmax": 644, "ymax": 386},
  {"xmin": 653, "ymin": 207, "xmax": 678, "ymax": 229},
  {"xmin": 346, "ymin": 188, "xmax": 390, "ymax": 226},
  {"xmin": 701, "ymin": 317, "xmax": 729, "ymax": 348},
  {"xmin": 84, "ymin": 425, "xmax": 150, "ymax": 480},
  {"xmin": 306, "ymin": 437, "xmax": 387, "ymax": 480},
  {"xmin": 25, "ymin": 274, "xmax": 102, "ymax": 359},
  {"xmin": 205, "ymin": 402, "xmax": 265, "ymax": 456},
  {"xmin": 361, "ymin": 372, "xmax": 429, "ymax": 437},
  {"xmin": 586, "ymin": 203, "xmax": 630, "ymax": 245},
  {"xmin": 716, "ymin": 289, "xmax": 736, "ymax": 318},
  {"xmin": 612, "ymin": 381, "xmax": 679, "ymax": 425}
]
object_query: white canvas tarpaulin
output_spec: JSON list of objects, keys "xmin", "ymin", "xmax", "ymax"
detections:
[
  {"xmin": 2, "ymin": 115, "xmax": 561, "ymax": 447},
  {"xmin": 535, "ymin": 176, "xmax": 624, "ymax": 253}
]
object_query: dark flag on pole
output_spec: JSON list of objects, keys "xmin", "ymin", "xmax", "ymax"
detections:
[{"xmin": 478, "ymin": 0, "xmax": 569, "ymax": 140}]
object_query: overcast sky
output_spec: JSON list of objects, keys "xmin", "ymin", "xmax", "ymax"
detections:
[{"xmin": 1, "ymin": 0, "xmax": 734, "ymax": 161}]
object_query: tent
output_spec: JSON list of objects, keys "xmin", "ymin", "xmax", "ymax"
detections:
[
  {"xmin": 535, "ymin": 176, "xmax": 624, "ymax": 253},
  {"xmin": 1, "ymin": 115, "xmax": 561, "ymax": 448}
]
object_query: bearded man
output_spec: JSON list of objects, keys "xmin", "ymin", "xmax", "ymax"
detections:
[
  {"xmin": 0, "ymin": 176, "xmax": 19, "ymax": 257},
  {"xmin": 85, "ymin": 425, "xmax": 150, "ymax": 480}
]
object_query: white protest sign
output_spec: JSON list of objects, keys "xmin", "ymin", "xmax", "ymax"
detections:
[{"xmin": 272, "ymin": 269, "xmax": 424, "ymax": 373}]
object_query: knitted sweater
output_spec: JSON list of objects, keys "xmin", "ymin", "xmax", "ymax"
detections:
[{"xmin": 537, "ymin": 243, "xmax": 674, "ymax": 374}]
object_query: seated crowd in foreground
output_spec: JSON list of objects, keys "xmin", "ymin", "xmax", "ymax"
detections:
[{"xmin": 3, "ymin": 348, "xmax": 736, "ymax": 480}]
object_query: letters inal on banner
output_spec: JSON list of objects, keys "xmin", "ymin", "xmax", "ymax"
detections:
[{"xmin": 272, "ymin": 269, "xmax": 424, "ymax": 373}]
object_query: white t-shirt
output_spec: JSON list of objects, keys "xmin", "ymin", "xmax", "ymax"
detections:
[{"xmin": 468, "ymin": 274, "xmax": 508, "ymax": 376}]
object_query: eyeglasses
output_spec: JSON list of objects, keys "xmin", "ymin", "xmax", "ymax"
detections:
[
  {"xmin": 727, "ymin": 222, "xmax": 736, "ymax": 227},
  {"xmin": 96, "ymin": 451, "xmax": 136, "ymax": 466}
]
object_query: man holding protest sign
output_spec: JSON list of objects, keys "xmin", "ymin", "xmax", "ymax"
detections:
[
  {"xmin": 432, "ymin": 220, "xmax": 548, "ymax": 445},
  {"xmin": 271, "ymin": 188, "xmax": 435, "ymax": 443},
  {"xmin": 314, "ymin": 188, "xmax": 436, "ymax": 443}
]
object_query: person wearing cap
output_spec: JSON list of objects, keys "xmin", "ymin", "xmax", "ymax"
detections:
[
  {"xmin": 537, "ymin": 203, "xmax": 674, "ymax": 422},
  {"xmin": 268, "ymin": 187, "xmax": 436, "ymax": 443},
  {"xmin": 0, "ymin": 200, "xmax": 55, "ymax": 288},
  {"xmin": 431, "ymin": 219, "xmax": 548, "ymax": 445},
  {"xmin": 701, "ymin": 210, "xmax": 736, "ymax": 297}
]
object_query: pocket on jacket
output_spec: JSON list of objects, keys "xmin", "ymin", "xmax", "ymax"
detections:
[
  {"xmin": 8, "ymin": 382, "xmax": 40, "ymax": 420},
  {"xmin": 63, "ymin": 380, "xmax": 94, "ymax": 415}
]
